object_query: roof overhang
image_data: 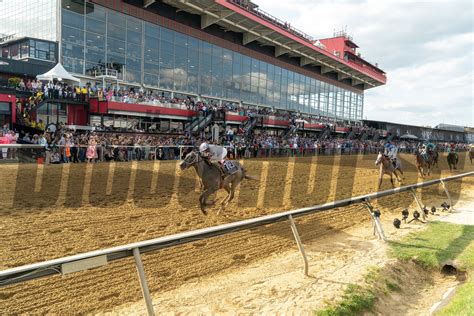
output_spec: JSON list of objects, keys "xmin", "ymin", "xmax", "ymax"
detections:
[{"xmin": 160, "ymin": 0, "xmax": 386, "ymax": 89}]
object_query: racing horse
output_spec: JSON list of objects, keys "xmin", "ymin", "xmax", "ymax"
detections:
[
  {"xmin": 414, "ymin": 150, "xmax": 431, "ymax": 177},
  {"xmin": 180, "ymin": 151, "xmax": 257, "ymax": 215},
  {"xmin": 447, "ymin": 152, "xmax": 459, "ymax": 170},
  {"xmin": 375, "ymin": 152, "xmax": 404, "ymax": 190}
]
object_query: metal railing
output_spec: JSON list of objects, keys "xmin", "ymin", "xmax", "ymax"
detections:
[{"xmin": 0, "ymin": 171, "xmax": 472, "ymax": 315}]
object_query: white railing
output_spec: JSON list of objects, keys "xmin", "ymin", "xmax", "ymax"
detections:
[{"xmin": 0, "ymin": 171, "xmax": 472, "ymax": 315}]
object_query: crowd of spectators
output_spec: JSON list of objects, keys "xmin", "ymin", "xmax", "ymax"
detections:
[{"xmin": 2, "ymin": 119, "xmax": 469, "ymax": 164}]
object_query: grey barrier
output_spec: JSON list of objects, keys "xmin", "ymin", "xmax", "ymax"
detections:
[{"xmin": 0, "ymin": 171, "xmax": 472, "ymax": 316}]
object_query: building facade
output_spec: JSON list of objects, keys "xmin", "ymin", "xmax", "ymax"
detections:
[{"xmin": 1, "ymin": 0, "xmax": 388, "ymax": 122}]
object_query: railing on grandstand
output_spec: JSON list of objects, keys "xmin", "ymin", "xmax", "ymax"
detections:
[
  {"xmin": 108, "ymin": 95, "xmax": 192, "ymax": 111},
  {"xmin": 92, "ymin": 68, "xmax": 124, "ymax": 81},
  {"xmin": 227, "ymin": 0, "xmax": 314, "ymax": 43}
]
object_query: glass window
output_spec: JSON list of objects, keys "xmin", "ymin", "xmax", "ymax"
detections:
[
  {"xmin": 107, "ymin": 10, "xmax": 126, "ymax": 26},
  {"xmin": 145, "ymin": 36, "xmax": 159, "ymax": 50},
  {"xmin": 63, "ymin": 9, "xmax": 84, "ymax": 29},
  {"xmin": 107, "ymin": 54, "xmax": 125, "ymax": 69},
  {"xmin": 127, "ymin": 16, "xmax": 142, "ymax": 32},
  {"xmin": 127, "ymin": 43, "xmax": 142, "ymax": 60},
  {"xmin": 107, "ymin": 24, "xmax": 126, "ymax": 41},
  {"xmin": 85, "ymin": 2, "xmax": 106, "ymax": 20},
  {"xmin": 126, "ymin": 57, "xmax": 141, "ymax": 71},
  {"xmin": 86, "ymin": 18, "xmax": 105, "ymax": 35},
  {"xmin": 63, "ymin": 43, "xmax": 84, "ymax": 60},
  {"xmin": 160, "ymin": 51, "xmax": 174, "ymax": 68},
  {"xmin": 85, "ymin": 47, "xmax": 105, "ymax": 64},
  {"xmin": 20, "ymin": 41, "xmax": 29, "ymax": 58},
  {"xmin": 10, "ymin": 44, "xmax": 19, "ymax": 59},
  {"xmin": 125, "ymin": 70, "xmax": 141, "ymax": 84},
  {"xmin": 188, "ymin": 37, "xmax": 199, "ymax": 49},
  {"xmin": 144, "ymin": 62, "xmax": 159, "ymax": 75},
  {"xmin": 63, "ymin": 57, "xmax": 84, "ymax": 74},
  {"xmin": 86, "ymin": 32, "xmax": 105, "ymax": 50},
  {"xmin": 107, "ymin": 39, "xmax": 125, "ymax": 55},
  {"xmin": 161, "ymin": 28, "xmax": 174, "ymax": 43},
  {"xmin": 145, "ymin": 22, "xmax": 160, "ymax": 38},
  {"xmin": 144, "ymin": 73, "xmax": 159, "ymax": 87},
  {"xmin": 144, "ymin": 48, "xmax": 159, "ymax": 64},
  {"xmin": 62, "ymin": 25, "xmax": 84, "ymax": 45},
  {"xmin": 63, "ymin": 0, "xmax": 85, "ymax": 14},
  {"xmin": 174, "ymin": 32, "xmax": 188, "ymax": 46},
  {"xmin": 127, "ymin": 29, "xmax": 142, "ymax": 45}
]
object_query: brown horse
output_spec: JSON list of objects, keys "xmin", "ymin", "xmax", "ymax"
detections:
[
  {"xmin": 447, "ymin": 152, "xmax": 458, "ymax": 171},
  {"xmin": 414, "ymin": 150, "xmax": 431, "ymax": 177},
  {"xmin": 180, "ymin": 151, "xmax": 257, "ymax": 215},
  {"xmin": 375, "ymin": 152, "xmax": 403, "ymax": 190}
]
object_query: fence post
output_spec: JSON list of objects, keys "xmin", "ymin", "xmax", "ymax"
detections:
[
  {"xmin": 439, "ymin": 179, "xmax": 453, "ymax": 210},
  {"xmin": 133, "ymin": 248, "xmax": 155, "ymax": 316},
  {"xmin": 363, "ymin": 198, "xmax": 387, "ymax": 241},
  {"xmin": 410, "ymin": 188, "xmax": 427, "ymax": 221},
  {"xmin": 288, "ymin": 215, "xmax": 309, "ymax": 276}
]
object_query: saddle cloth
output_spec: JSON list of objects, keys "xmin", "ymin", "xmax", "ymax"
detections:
[{"xmin": 222, "ymin": 160, "xmax": 238, "ymax": 175}]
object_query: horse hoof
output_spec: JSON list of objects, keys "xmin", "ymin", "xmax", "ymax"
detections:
[{"xmin": 201, "ymin": 209, "xmax": 208, "ymax": 215}]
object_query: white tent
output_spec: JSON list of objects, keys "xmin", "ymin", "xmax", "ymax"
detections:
[{"xmin": 36, "ymin": 63, "xmax": 80, "ymax": 83}]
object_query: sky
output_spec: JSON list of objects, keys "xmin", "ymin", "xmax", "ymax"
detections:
[{"xmin": 254, "ymin": 0, "xmax": 473, "ymax": 127}]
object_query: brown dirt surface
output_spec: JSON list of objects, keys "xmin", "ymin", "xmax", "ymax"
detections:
[{"xmin": 0, "ymin": 152, "xmax": 472, "ymax": 314}]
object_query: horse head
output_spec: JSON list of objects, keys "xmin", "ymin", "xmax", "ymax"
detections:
[
  {"xmin": 375, "ymin": 152, "xmax": 383, "ymax": 165},
  {"xmin": 180, "ymin": 151, "xmax": 200, "ymax": 170}
]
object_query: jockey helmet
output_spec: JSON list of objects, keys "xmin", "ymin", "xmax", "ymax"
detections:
[
  {"xmin": 199, "ymin": 142, "xmax": 209, "ymax": 153},
  {"xmin": 384, "ymin": 143, "xmax": 391, "ymax": 148}
]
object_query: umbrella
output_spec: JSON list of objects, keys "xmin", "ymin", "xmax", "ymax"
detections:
[
  {"xmin": 36, "ymin": 63, "xmax": 80, "ymax": 82},
  {"xmin": 400, "ymin": 134, "xmax": 418, "ymax": 140}
]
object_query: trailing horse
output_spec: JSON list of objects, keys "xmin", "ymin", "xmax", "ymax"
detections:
[
  {"xmin": 414, "ymin": 150, "xmax": 431, "ymax": 177},
  {"xmin": 447, "ymin": 152, "xmax": 458, "ymax": 170},
  {"xmin": 375, "ymin": 152, "xmax": 403, "ymax": 190},
  {"xmin": 180, "ymin": 151, "xmax": 257, "ymax": 215}
]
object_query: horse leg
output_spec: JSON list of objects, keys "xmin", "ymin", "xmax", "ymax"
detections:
[
  {"xmin": 217, "ymin": 184, "xmax": 231, "ymax": 215},
  {"xmin": 199, "ymin": 189, "xmax": 213, "ymax": 215},
  {"xmin": 390, "ymin": 174, "xmax": 395, "ymax": 188},
  {"xmin": 378, "ymin": 174, "xmax": 383, "ymax": 190}
]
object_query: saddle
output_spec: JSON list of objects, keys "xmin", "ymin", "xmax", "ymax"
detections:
[{"xmin": 205, "ymin": 158, "xmax": 239, "ymax": 178}]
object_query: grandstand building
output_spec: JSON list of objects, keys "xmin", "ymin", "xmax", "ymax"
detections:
[{"xmin": 0, "ymin": 0, "xmax": 386, "ymax": 129}]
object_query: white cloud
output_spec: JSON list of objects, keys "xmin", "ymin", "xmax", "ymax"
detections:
[{"xmin": 254, "ymin": 0, "xmax": 473, "ymax": 127}]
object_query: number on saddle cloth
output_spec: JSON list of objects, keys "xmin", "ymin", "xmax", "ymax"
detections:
[{"xmin": 222, "ymin": 160, "xmax": 238, "ymax": 175}]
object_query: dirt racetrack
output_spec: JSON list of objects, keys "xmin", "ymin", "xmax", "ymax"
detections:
[{"xmin": 0, "ymin": 152, "xmax": 472, "ymax": 314}]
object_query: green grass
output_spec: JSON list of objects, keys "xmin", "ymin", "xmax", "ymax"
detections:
[
  {"xmin": 389, "ymin": 222, "xmax": 474, "ymax": 269},
  {"xmin": 388, "ymin": 221, "xmax": 474, "ymax": 316},
  {"xmin": 435, "ymin": 279, "xmax": 474, "ymax": 316},
  {"xmin": 315, "ymin": 284, "xmax": 376, "ymax": 316}
]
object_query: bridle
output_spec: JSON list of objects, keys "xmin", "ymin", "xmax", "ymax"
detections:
[{"xmin": 183, "ymin": 151, "xmax": 201, "ymax": 166}]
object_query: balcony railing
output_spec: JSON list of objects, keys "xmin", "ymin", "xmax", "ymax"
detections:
[{"xmin": 227, "ymin": 0, "xmax": 315, "ymax": 43}]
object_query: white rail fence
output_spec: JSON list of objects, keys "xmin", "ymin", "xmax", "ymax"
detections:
[{"xmin": 0, "ymin": 171, "xmax": 472, "ymax": 315}]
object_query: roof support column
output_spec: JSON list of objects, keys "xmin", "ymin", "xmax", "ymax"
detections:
[
  {"xmin": 243, "ymin": 32, "xmax": 260, "ymax": 45},
  {"xmin": 275, "ymin": 46, "xmax": 291, "ymax": 57}
]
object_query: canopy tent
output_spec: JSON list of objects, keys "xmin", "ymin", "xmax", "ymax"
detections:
[
  {"xmin": 400, "ymin": 133, "xmax": 418, "ymax": 140},
  {"xmin": 36, "ymin": 63, "xmax": 80, "ymax": 83}
]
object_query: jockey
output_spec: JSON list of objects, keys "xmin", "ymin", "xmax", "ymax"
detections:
[
  {"xmin": 199, "ymin": 142, "xmax": 227, "ymax": 164},
  {"xmin": 384, "ymin": 142, "xmax": 398, "ymax": 167},
  {"xmin": 448, "ymin": 142, "xmax": 458, "ymax": 160}
]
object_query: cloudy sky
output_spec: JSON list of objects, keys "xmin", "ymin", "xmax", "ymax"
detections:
[{"xmin": 254, "ymin": 0, "xmax": 473, "ymax": 127}]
